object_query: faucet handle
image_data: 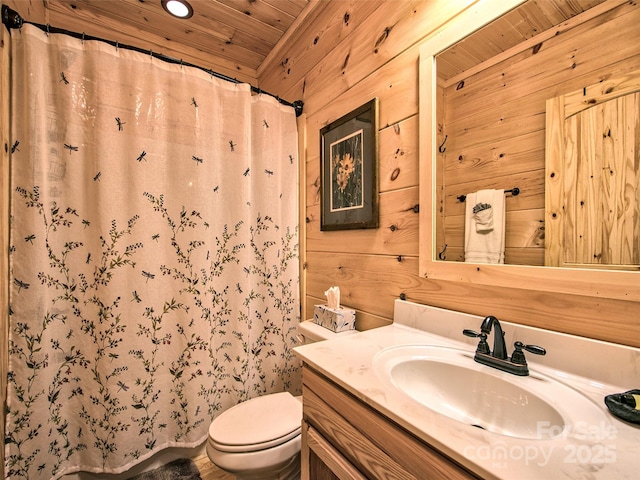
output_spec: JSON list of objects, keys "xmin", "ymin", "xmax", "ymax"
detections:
[
  {"xmin": 516, "ymin": 341, "xmax": 546, "ymax": 356},
  {"xmin": 462, "ymin": 329, "xmax": 490, "ymax": 355},
  {"xmin": 463, "ymin": 329, "xmax": 481, "ymax": 337},
  {"xmin": 511, "ymin": 341, "xmax": 546, "ymax": 364}
]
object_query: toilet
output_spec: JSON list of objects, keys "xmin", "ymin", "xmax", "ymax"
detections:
[{"xmin": 206, "ymin": 320, "xmax": 356, "ymax": 480}]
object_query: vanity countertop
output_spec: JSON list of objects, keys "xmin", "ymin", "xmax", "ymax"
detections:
[{"xmin": 293, "ymin": 300, "xmax": 640, "ymax": 480}]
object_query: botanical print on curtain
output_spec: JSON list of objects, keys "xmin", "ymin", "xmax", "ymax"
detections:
[{"xmin": 5, "ymin": 25, "xmax": 300, "ymax": 479}]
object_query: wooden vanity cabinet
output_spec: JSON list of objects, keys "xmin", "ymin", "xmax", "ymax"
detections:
[{"xmin": 301, "ymin": 365, "xmax": 479, "ymax": 480}]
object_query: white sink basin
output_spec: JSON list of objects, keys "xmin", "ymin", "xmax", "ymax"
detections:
[{"xmin": 373, "ymin": 345, "xmax": 606, "ymax": 440}]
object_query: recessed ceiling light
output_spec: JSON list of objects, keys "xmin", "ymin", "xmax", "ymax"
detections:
[{"xmin": 161, "ymin": 0, "xmax": 193, "ymax": 19}]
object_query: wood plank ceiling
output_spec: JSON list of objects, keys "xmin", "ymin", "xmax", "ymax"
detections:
[
  {"xmin": 436, "ymin": 0, "xmax": 607, "ymax": 82},
  {"xmin": 6, "ymin": 0, "xmax": 607, "ymax": 88},
  {"xmin": 6, "ymin": 0, "xmax": 311, "ymax": 84}
]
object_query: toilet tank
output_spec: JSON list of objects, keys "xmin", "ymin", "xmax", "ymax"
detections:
[{"xmin": 297, "ymin": 320, "xmax": 357, "ymax": 345}]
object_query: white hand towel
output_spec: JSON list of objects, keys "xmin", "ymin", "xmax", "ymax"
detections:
[
  {"xmin": 473, "ymin": 201, "xmax": 494, "ymax": 233},
  {"xmin": 464, "ymin": 189, "xmax": 506, "ymax": 264}
]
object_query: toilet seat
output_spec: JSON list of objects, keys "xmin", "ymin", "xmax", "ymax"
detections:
[
  {"xmin": 206, "ymin": 434, "xmax": 301, "ymax": 478},
  {"xmin": 208, "ymin": 392, "xmax": 302, "ymax": 453}
]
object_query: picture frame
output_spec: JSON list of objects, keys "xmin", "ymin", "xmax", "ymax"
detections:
[{"xmin": 320, "ymin": 98, "xmax": 379, "ymax": 231}]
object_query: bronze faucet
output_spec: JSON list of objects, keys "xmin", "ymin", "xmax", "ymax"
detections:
[{"xmin": 463, "ymin": 316, "xmax": 546, "ymax": 376}]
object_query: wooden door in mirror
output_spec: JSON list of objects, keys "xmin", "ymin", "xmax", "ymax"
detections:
[{"xmin": 545, "ymin": 72, "xmax": 640, "ymax": 269}]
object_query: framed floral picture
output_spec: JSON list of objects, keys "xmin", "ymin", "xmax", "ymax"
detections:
[{"xmin": 320, "ymin": 98, "xmax": 379, "ymax": 231}]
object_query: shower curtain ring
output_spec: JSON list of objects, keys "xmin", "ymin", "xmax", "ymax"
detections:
[
  {"xmin": 81, "ymin": 32, "xmax": 85, "ymax": 45},
  {"xmin": 46, "ymin": 23, "xmax": 50, "ymax": 36},
  {"xmin": 115, "ymin": 41, "xmax": 119, "ymax": 51}
]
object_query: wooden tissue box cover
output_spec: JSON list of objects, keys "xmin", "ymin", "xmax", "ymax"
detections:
[{"xmin": 313, "ymin": 305, "xmax": 356, "ymax": 332}]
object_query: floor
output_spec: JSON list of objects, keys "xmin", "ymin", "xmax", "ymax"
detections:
[{"xmin": 193, "ymin": 454, "xmax": 236, "ymax": 480}]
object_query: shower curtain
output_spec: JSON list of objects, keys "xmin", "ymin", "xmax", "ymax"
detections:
[{"xmin": 5, "ymin": 24, "xmax": 300, "ymax": 479}]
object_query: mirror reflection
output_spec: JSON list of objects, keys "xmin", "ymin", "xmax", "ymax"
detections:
[{"xmin": 433, "ymin": 0, "xmax": 640, "ymax": 269}]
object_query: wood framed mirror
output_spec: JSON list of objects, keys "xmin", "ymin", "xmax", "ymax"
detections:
[{"xmin": 418, "ymin": 0, "xmax": 640, "ymax": 302}]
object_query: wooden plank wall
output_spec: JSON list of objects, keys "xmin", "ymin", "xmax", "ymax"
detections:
[
  {"xmin": 259, "ymin": 0, "xmax": 640, "ymax": 346},
  {"xmin": 262, "ymin": 0, "xmax": 476, "ymax": 329},
  {"xmin": 439, "ymin": 3, "xmax": 640, "ymax": 265}
]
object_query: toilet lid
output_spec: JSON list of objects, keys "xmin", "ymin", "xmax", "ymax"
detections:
[{"xmin": 209, "ymin": 392, "xmax": 302, "ymax": 453}]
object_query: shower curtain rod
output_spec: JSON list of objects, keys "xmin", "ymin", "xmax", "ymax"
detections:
[{"xmin": 1, "ymin": 4, "xmax": 304, "ymax": 117}]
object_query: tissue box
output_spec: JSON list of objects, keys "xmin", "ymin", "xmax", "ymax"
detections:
[{"xmin": 313, "ymin": 305, "xmax": 356, "ymax": 333}]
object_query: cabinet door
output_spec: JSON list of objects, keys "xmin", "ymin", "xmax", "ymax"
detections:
[
  {"xmin": 302, "ymin": 421, "xmax": 367, "ymax": 480},
  {"xmin": 302, "ymin": 366, "xmax": 479, "ymax": 480}
]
